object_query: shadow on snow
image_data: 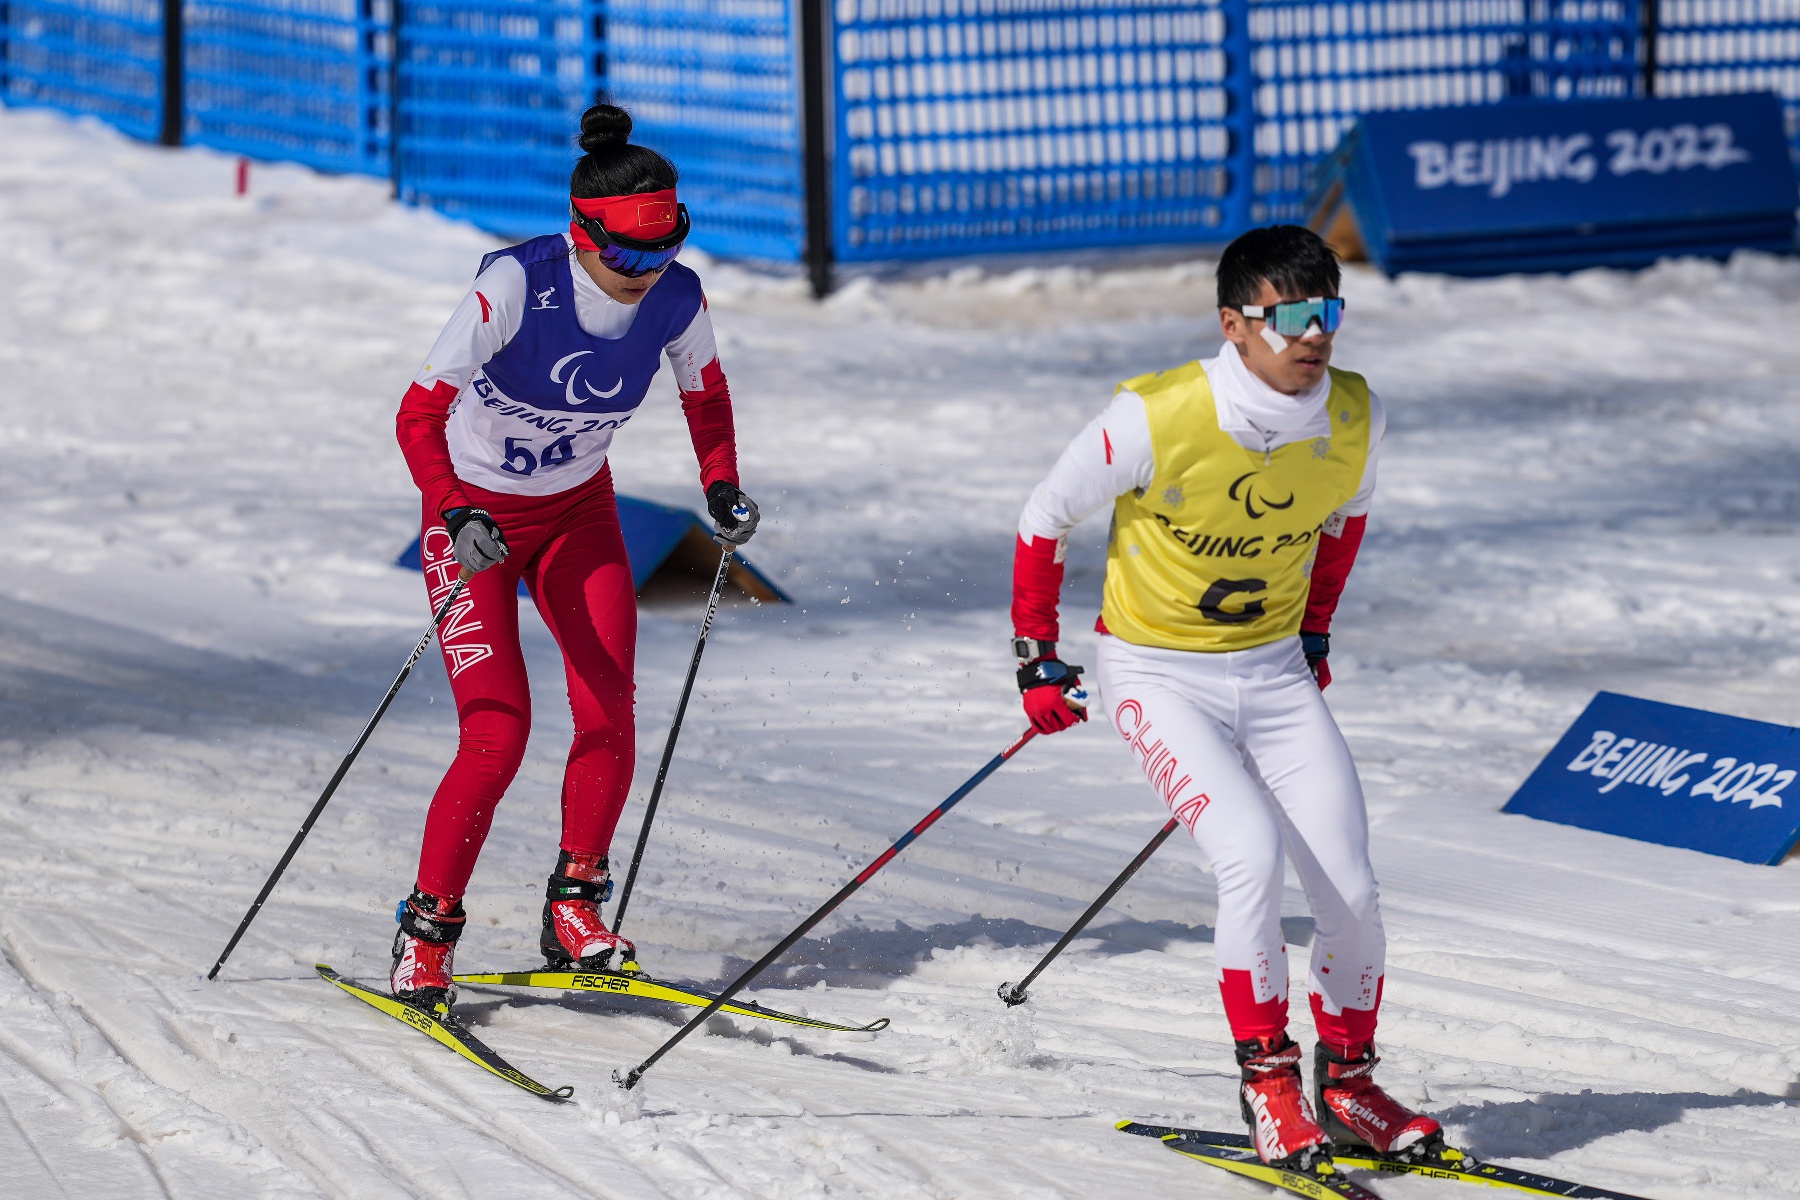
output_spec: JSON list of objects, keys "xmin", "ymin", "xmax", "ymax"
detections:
[{"xmin": 1445, "ymin": 1088, "xmax": 1792, "ymax": 1159}]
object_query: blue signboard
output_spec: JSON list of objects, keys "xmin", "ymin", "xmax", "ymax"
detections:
[
  {"xmin": 1318, "ymin": 94, "xmax": 1799, "ymax": 276},
  {"xmin": 1504, "ymin": 692, "xmax": 1800, "ymax": 865}
]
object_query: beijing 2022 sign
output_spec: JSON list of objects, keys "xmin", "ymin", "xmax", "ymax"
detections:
[
  {"xmin": 1331, "ymin": 93, "xmax": 1798, "ymax": 275},
  {"xmin": 1403, "ymin": 105, "xmax": 1753, "ymax": 203},
  {"xmin": 1504, "ymin": 692, "xmax": 1800, "ymax": 865}
]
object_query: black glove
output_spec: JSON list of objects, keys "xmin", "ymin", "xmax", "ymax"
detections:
[
  {"xmin": 1301, "ymin": 630, "xmax": 1330, "ymax": 690},
  {"xmin": 443, "ymin": 506, "xmax": 509, "ymax": 573},
  {"xmin": 706, "ymin": 480, "xmax": 760, "ymax": 545}
]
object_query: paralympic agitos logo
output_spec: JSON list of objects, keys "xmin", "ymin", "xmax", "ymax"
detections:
[
  {"xmin": 550, "ymin": 351, "xmax": 624, "ymax": 406},
  {"xmin": 1229, "ymin": 472, "xmax": 1294, "ymax": 520}
]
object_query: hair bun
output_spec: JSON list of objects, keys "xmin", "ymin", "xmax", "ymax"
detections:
[{"xmin": 579, "ymin": 104, "xmax": 633, "ymax": 154}]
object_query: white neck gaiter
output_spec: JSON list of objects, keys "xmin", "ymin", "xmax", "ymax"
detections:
[{"xmin": 1209, "ymin": 340, "xmax": 1332, "ymax": 448}]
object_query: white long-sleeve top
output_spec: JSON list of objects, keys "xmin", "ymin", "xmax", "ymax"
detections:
[{"xmin": 1019, "ymin": 342, "xmax": 1384, "ymax": 545}]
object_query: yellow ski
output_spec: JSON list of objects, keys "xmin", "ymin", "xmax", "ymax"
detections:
[
  {"xmin": 453, "ymin": 967, "xmax": 890, "ymax": 1033},
  {"xmin": 1118, "ymin": 1121, "xmax": 1650, "ymax": 1199},
  {"xmin": 1160, "ymin": 1137, "xmax": 1384, "ymax": 1199},
  {"xmin": 317, "ymin": 964, "xmax": 573, "ymax": 1101}
]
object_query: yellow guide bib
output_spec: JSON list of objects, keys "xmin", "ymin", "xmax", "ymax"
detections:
[{"xmin": 1101, "ymin": 361, "xmax": 1371, "ymax": 652}]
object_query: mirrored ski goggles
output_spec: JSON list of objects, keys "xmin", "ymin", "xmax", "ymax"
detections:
[
  {"xmin": 570, "ymin": 204, "xmax": 691, "ymax": 277},
  {"xmin": 1236, "ymin": 296, "xmax": 1345, "ymax": 337}
]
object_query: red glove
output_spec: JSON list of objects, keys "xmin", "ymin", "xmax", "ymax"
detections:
[{"xmin": 1018, "ymin": 656, "xmax": 1089, "ymax": 735}]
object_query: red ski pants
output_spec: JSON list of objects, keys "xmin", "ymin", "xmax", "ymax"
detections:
[{"xmin": 414, "ymin": 465, "xmax": 636, "ymax": 900}]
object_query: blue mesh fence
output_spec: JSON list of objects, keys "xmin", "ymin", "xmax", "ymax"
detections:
[
  {"xmin": 184, "ymin": 0, "xmax": 390, "ymax": 173},
  {"xmin": 832, "ymin": 0, "xmax": 1244, "ymax": 260},
  {"xmin": 393, "ymin": 0, "xmax": 600, "ymax": 237},
  {"xmin": 4, "ymin": 0, "xmax": 1795, "ymax": 263},
  {"xmin": 1656, "ymin": 0, "xmax": 1800, "ymax": 152},
  {"xmin": 3, "ymin": 0, "xmax": 164, "ymax": 139},
  {"xmin": 1250, "ymin": 0, "xmax": 1643, "ymax": 222},
  {"xmin": 606, "ymin": 0, "xmax": 802, "ymax": 260}
]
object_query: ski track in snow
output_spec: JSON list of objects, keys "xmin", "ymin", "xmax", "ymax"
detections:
[{"xmin": 1, "ymin": 106, "xmax": 1798, "ymax": 1197}]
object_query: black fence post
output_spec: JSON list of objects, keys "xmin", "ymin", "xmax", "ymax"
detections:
[
  {"xmin": 1641, "ymin": 0, "xmax": 1659, "ymax": 97},
  {"xmin": 1222, "ymin": 0, "xmax": 1255, "ymax": 231},
  {"xmin": 389, "ymin": 0, "xmax": 403, "ymax": 197},
  {"xmin": 360, "ymin": 0, "xmax": 384, "ymax": 174},
  {"xmin": 799, "ymin": 0, "xmax": 832, "ymax": 299},
  {"xmin": 160, "ymin": 0, "xmax": 181, "ymax": 145}
]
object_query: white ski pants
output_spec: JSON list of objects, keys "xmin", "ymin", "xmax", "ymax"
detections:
[{"xmin": 1094, "ymin": 633, "xmax": 1385, "ymax": 1049}]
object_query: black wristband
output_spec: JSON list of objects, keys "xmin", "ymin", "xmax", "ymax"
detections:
[
  {"xmin": 443, "ymin": 506, "xmax": 490, "ymax": 536},
  {"xmin": 1017, "ymin": 657, "xmax": 1084, "ymax": 692}
]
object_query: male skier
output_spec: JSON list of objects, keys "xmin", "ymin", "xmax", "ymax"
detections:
[{"xmin": 1009, "ymin": 226, "xmax": 1442, "ymax": 1170}]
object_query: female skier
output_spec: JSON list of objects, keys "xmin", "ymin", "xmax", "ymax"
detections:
[
  {"xmin": 387, "ymin": 104, "xmax": 758, "ymax": 1014},
  {"xmin": 1009, "ymin": 226, "xmax": 1440, "ymax": 1170}
]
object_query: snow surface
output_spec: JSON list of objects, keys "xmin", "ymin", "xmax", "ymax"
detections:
[{"xmin": 1, "ymin": 105, "xmax": 1799, "ymax": 1198}]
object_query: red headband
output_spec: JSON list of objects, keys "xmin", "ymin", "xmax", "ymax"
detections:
[{"xmin": 569, "ymin": 188, "xmax": 679, "ymax": 250}]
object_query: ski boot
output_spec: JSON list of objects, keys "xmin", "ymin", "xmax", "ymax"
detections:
[
  {"xmin": 391, "ymin": 887, "xmax": 465, "ymax": 1015},
  {"xmin": 1237, "ymin": 1033, "xmax": 1333, "ymax": 1171},
  {"xmin": 540, "ymin": 851, "xmax": 636, "ymax": 972},
  {"xmin": 1314, "ymin": 1042, "xmax": 1444, "ymax": 1161}
]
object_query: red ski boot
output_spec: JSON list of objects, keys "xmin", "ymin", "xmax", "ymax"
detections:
[
  {"xmin": 390, "ymin": 887, "xmax": 465, "ymax": 1014},
  {"xmin": 540, "ymin": 851, "xmax": 636, "ymax": 971},
  {"xmin": 1237, "ymin": 1034, "xmax": 1333, "ymax": 1170},
  {"xmin": 1314, "ymin": 1042, "xmax": 1443, "ymax": 1159}
]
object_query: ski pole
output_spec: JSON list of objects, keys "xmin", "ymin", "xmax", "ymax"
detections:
[
  {"xmin": 611, "ymin": 542, "xmax": 734, "ymax": 947},
  {"xmin": 206, "ymin": 566, "xmax": 474, "ymax": 981},
  {"xmin": 615, "ymin": 726, "xmax": 1040, "ymax": 1089},
  {"xmin": 997, "ymin": 816, "xmax": 1180, "ymax": 1007}
]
